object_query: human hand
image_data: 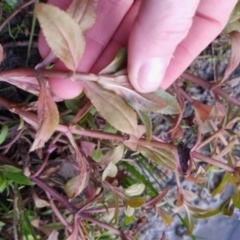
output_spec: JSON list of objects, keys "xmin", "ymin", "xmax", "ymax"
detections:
[{"xmin": 38, "ymin": 0, "xmax": 237, "ymax": 99}]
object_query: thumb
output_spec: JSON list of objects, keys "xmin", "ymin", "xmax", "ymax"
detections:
[{"xmin": 128, "ymin": 0, "xmax": 199, "ymax": 92}]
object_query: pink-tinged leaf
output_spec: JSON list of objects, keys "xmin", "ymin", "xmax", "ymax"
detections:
[
  {"xmin": 47, "ymin": 231, "xmax": 59, "ymax": 240},
  {"xmin": 138, "ymin": 146, "xmax": 177, "ymax": 171},
  {"xmin": 98, "ymin": 73, "xmax": 168, "ymax": 112},
  {"xmin": 192, "ymin": 101, "xmax": 213, "ymax": 123},
  {"xmin": 65, "ymin": 132, "xmax": 89, "ymax": 198},
  {"xmin": 181, "ymin": 189, "xmax": 198, "ymax": 202},
  {"xmin": 82, "ymin": 81, "xmax": 137, "ymax": 134},
  {"xmin": 123, "ymin": 125, "xmax": 146, "ymax": 151},
  {"xmin": 67, "ymin": 0, "xmax": 98, "ymax": 33},
  {"xmin": 161, "ymin": 232, "xmax": 167, "ymax": 240},
  {"xmin": 30, "ymin": 74, "xmax": 59, "ymax": 152},
  {"xmin": 66, "ymin": 217, "xmax": 79, "ymax": 240},
  {"xmin": 0, "ymin": 44, "xmax": 3, "ymax": 64},
  {"xmin": 35, "ymin": 3, "xmax": 85, "ymax": 71},
  {"xmin": 81, "ymin": 141, "xmax": 96, "ymax": 157}
]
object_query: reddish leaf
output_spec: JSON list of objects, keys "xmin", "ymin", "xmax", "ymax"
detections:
[
  {"xmin": 192, "ymin": 101, "xmax": 213, "ymax": 123},
  {"xmin": 81, "ymin": 141, "xmax": 96, "ymax": 157},
  {"xmin": 143, "ymin": 187, "xmax": 170, "ymax": 207},
  {"xmin": 30, "ymin": 73, "xmax": 59, "ymax": 151}
]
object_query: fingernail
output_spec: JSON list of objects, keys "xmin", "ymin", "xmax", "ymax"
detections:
[{"xmin": 137, "ymin": 58, "xmax": 169, "ymax": 92}]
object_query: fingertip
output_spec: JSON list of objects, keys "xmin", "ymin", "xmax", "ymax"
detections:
[
  {"xmin": 128, "ymin": 57, "xmax": 171, "ymax": 93},
  {"xmin": 48, "ymin": 61, "xmax": 83, "ymax": 99},
  {"xmin": 49, "ymin": 77, "xmax": 83, "ymax": 99}
]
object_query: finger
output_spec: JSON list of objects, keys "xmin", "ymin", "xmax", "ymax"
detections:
[
  {"xmin": 161, "ymin": 0, "xmax": 237, "ymax": 90},
  {"xmin": 91, "ymin": 0, "xmax": 141, "ymax": 73},
  {"xmin": 127, "ymin": 0, "xmax": 200, "ymax": 92}
]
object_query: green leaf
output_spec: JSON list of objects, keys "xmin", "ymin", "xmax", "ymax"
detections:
[
  {"xmin": 0, "ymin": 125, "xmax": 8, "ymax": 145},
  {"xmin": 82, "ymin": 81, "xmax": 137, "ymax": 134},
  {"xmin": 86, "ymin": 113, "xmax": 97, "ymax": 129},
  {"xmin": 137, "ymin": 111, "xmax": 152, "ymax": 141},
  {"xmin": 185, "ymin": 211, "xmax": 195, "ymax": 236},
  {"xmin": 113, "ymin": 193, "xmax": 119, "ymax": 225},
  {"xmin": 0, "ymin": 173, "xmax": 7, "ymax": 193},
  {"xmin": 211, "ymin": 172, "xmax": 229, "ymax": 196},
  {"xmin": 190, "ymin": 198, "xmax": 231, "ymax": 218},
  {"xmin": 126, "ymin": 197, "xmax": 145, "ymax": 208},
  {"xmin": 103, "ymin": 124, "xmax": 117, "ymax": 133},
  {"xmin": 233, "ymin": 186, "xmax": 240, "ymax": 209},
  {"xmin": 124, "ymin": 215, "xmax": 134, "ymax": 225},
  {"xmin": 155, "ymin": 89, "xmax": 181, "ymax": 115},
  {"xmin": 221, "ymin": 200, "xmax": 234, "ymax": 216},
  {"xmin": 100, "ymin": 48, "xmax": 127, "ymax": 74},
  {"xmin": 0, "ymin": 165, "xmax": 21, "ymax": 173},
  {"xmin": 4, "ymin": 171, "xmax": 32, "ymax": 185},
  {"xmin": 92, "ymin": 149, "xmax": 102, "ymax": 162},
  {"xmin": 4, "ymin": 0, "xmax": 17, "ymax": 8},
  {"xmin": 65, "ymin": 97, "xmax": 82, "ymax": 112},
  {"xmin": 138, "ymin": 146, "xmax": 177, "ymax": 171}
]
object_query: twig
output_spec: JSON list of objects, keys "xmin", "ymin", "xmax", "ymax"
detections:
[
  {"xmin": 0, "ymin": 153, "xmax": 18, "ymax": 167},
  {"xmin": 47, "ymin": 195, "xmax": 70, "ymax": 228},
  {"xmin": 31, "ymin": 133, "xmax": 62, "ymax": 177},
  {"xmin": 191, "ymin": 151, "xmax": 234, "ymax": 172},
  {"xmin": 182, "ymin": 72, "xmax": 240, "ymax": 107},
  {"xmin": 80, "ymin": 213, "xmax": 125, "ymax": 236},
  {"xmin": 0, "ymin": 0, "xmax": 35, "ymax": 32},
  {"xmin": 69, "ymin": 98, "xmax": 92, "ymax": 126}
]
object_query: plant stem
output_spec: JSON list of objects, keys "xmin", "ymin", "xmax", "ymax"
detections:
[
  {"xmin": 80, "ymin": 213, "xmax": 125, "ymax": 236},
  {"xmin": 191, "ymin": 151, "xmax": 234, "ymax": 172},
  {"xmin": 182, "ymin": 72, "xmax": 240, "ymax": 107}
]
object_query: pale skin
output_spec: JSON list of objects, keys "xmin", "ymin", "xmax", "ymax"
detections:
[{"xmin": 38, "ymin": 0, "xmax": 237, "ymax": 99}]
